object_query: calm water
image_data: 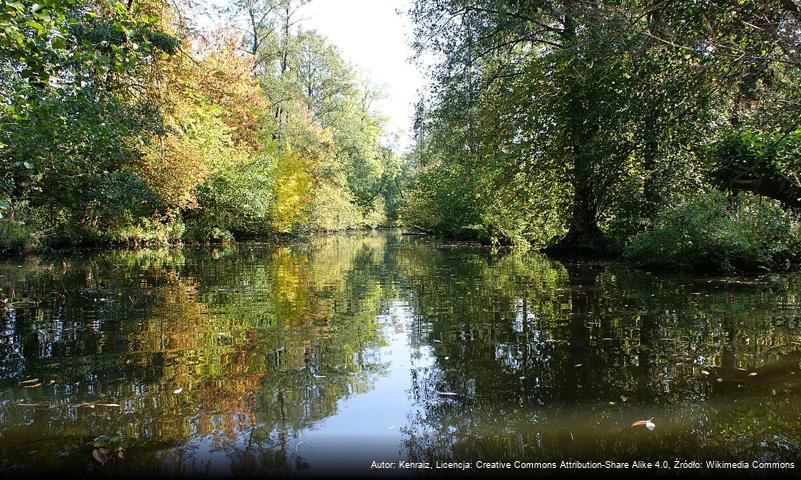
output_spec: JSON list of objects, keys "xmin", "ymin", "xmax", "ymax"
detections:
[{"xmin": 1, "ymin": 232, "xmax": 800, "ymax": 477}]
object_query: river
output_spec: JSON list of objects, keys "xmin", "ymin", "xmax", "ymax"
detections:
[{"xmin": 1, "ymin": 232, "xmax": 799, "ymax": 476}]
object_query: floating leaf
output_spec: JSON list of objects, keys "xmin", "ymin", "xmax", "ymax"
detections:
[
  {"xmin": 434, "ymin": 391, "xmax": 458, "ymax": 397},
  {"xmin": 716, "ymin": 377, "xmax": 724, "ymax": 383},
  {"xmin": 701, "ymin": 370, "xmax": 710, "ymax": 375},
  {"xmin": 748, "ymin": 372, "xmax": 758, "ymax": 377},
  {"xmin": 574, "ymin": 363, "xmax": 583, "ymax": 367},
  {"xmin": 173, "ymin": 387, "xmax": 183, "ymax": 394},
  {"xmin": 632, "ymin": 417, "xmax": 655, "ymax": 430}
]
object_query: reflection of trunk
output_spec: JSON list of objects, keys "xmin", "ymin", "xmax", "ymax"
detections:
[
  {"xmin": 565, "ymin": 265, "xmax": 593, "ymax": 403},
  {"xmin": 720, "ymin": 316, "xmax": 737, "ymax": 370},
  {"xmin": 635, "ymin": 311, "xmax": 657, "ymax": 399},
  {"xmin": 709, "ymin": 350, "xmax": 801, "ymax": 394}
]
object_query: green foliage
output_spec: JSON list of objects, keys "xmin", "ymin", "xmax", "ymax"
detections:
[
  {"xmin": 624, "ymin": 191, "xmax": 801, "ymax": 273},
  {"xmin": 707, "ymin": 130, "xmax": 801, "ymax": 208},
  {"xmin": 0, "ymin": 0, "xmax": 175, "ymax": 246},
  {"xmin": 108, "ymin": 215, "xmax": 186, "ymax": 246},
  {"xmin": 404, "ymin": 0, "xmax": 801, "ymax": 268},
  {"xmin": 0, "ymin": 0, "xmax": 404, "ymax": 253},
  {"xmin": 0, "ymin": 219, "xmax": 36, "ymax": 254}
]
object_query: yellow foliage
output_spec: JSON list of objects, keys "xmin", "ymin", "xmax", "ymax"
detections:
[
  {"xmin": 269, "ymin": 148, "xmax": 315, "ymax": 233},
  {"xmin": 138, "ymin": 132, "xmax": 209, "ymax": 210},
  {"xmin": 134, "ymin": 28, "xmax": 269, "ymax": 212}
]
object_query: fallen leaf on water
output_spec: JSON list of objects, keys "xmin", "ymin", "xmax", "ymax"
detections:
[
  {"xmin": 18, "ymin": 378, "xmax": 39, "ymax": 385},
  {"xmin": 716, "ymin": 378, "xmax": 724, "ymax": 383},
  {"xmin": 701, "ymin": 370, "xmax": 710, "ymax": 375},
  {"xmin": 92, "ymin": 448, "xmax": 108, "ymax": 465},
  {"xmin": 608, "ymin": 401, "xmax": 616, "ymax": 405},
  {"xmin": 574, "ymin": 363, "xmax": 583, "ymax": 368},
  {"xmin": 748, "ymin": 372, "xmax": 758, "ymax": 377},
  {"xmin": 631, "ymin": 418, "xmax": 656, "ymax": 431},
  {"xmin": 173, "ymin": 387, "xmax": 183, "ymax": 394},
  {"xmin": 435, "ymin": 391, "xmax": 458, "ymax": 397}
]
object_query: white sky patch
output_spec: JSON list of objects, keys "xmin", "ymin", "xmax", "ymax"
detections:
[{"xmin": 300, "ymin": 0, "xmax": 424, "ymax": 150}]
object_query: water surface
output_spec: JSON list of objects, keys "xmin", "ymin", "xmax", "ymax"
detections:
[{"xmin": 1, "ymin": 232, "xmax": 800, "ymax": 476}]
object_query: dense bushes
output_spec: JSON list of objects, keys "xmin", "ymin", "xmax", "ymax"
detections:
[{"xmin": 624, "ymin": 191, "xmax": 801, "ymax": 273}]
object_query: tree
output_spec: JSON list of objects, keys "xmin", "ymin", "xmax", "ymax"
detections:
[{"xmin": 407, "ymin": 0, "xmax": 801, "ymax": 260}]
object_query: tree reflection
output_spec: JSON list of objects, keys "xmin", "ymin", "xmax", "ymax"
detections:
[
  {"xmin": 0, "ymin": 234, "xmax": 800, "ymax": 475},
  {"xmin": 0, "ymin": 234, "xmax": 396, "ymax": 475},
  {"xmin": 397, "ymin": 244, "xmax": 801, "ymax": 464}
]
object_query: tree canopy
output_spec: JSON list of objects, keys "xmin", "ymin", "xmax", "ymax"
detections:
[
  {"xmin": 402, "ymin": 0, "xmax": 801, "ymax": 271},
  {"xmin": 0, "ymin": 0, "xmax": 403, "ymax": 252}
]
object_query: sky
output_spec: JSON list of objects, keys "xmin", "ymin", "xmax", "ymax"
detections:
[
  {"xmin": 299, "ymin": 0, "xmax": 425, "ymax": 148},
  {"xmin": 201, "ymin": 0, "xmax": 426, "ymax": 150}
]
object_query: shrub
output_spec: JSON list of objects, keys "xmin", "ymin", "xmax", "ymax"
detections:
[
  {"xmin": 0, "ymin": 219, "xmax": 37, "ymax": 254},
  {"xmin": 624, "ymin": 190, "xmax": 801, "ymax": 273},
  {"xmin": 108, "ymin": 216, "xmax": 186, "ymax": 246}
]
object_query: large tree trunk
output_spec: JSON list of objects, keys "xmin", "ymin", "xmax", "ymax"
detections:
[
  {"xmin": 545, "ymin": 1, "xmax": 611, "ymax": 258},
  {"xmin": 548, "ymin": 159, "xmax": 610, "ymax": 256}
]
